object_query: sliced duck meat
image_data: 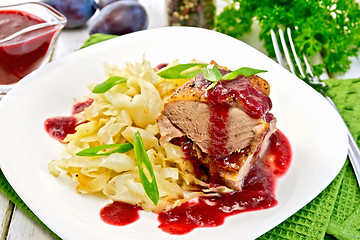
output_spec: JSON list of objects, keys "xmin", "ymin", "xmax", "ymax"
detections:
[{"xmin": 157, "ymin": 63, "xmax": 276, "ymax": 190}]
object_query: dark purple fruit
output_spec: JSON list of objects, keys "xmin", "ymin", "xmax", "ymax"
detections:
[
  {"xmin": 98, "ymin": 0, "xmax": 137, "ymax": 9},
  {"xmin": 88, "ymin": 1, "xmax": 148, "ymax": 35},
  {"xmin": 43, "ymin": 0, "xmax": 97, "ymax": 28}
]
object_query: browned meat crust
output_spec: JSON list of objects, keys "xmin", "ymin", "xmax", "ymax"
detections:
[{"xmin": 158, "ymin": 62, "xmax": 275, "ymax": 190}]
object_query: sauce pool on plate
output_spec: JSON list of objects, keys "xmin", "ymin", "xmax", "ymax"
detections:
[
  {"xmin": 44, "ymin": 99, "xmax": 94, "ymax": 141},
  {"xmin": 100, "ymin": 202, "xmax": 141, "ymax": 226},
  {"xmin": 100, "ymin": 130, "xmax": 292, "ymax": 234}
]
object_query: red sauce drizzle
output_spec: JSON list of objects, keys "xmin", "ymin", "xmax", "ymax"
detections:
[
  {"xmin": 44, "ymin": 99, "xmax": 93, "ymax": 141},
  {"xmin": 0, "ymin": 10, "xmax": 57, "ymax": 84},
  {"xmin": 208, "ymin": 101, "xmax": 230, "ymax": 157},
  {"xmin": 219, "ymin": 77, "xmax": 272, "ymax": 119},
  {"xmin": 265, "ymin": 130, "xmax": 292, "ymax": 177},
  {"xmin": 154, "ymin": 63, "xmax": 168, "ymax": 72},
  {"xmin": 157, "ymin": 130, "xmax": 289, "ymax": 235},
  {"xmin": 72, "ymin": 98, "xmax": 94, "ymax": 114},
  {"xmin": 44, "ymin": 116, "xmax": 77, "ymax": 141},
  {"xmin": 99, "ymin": 130, "xmax": 292, "ymax": 234},
  {"xmin": 100, "ymin": 202, "xmax": 141, "ymax": 226},
  {"xmin": 197, "ymin": 71, "xmax": 273, "ymax": 183},
  {"xmin": 193, "ymin": 72, "xmax": 272, "ymax": 120}
]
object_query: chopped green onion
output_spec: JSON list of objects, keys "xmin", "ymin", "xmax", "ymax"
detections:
[
  {"xmin": 76, "ymin": 143, "xmax": 133, "ymax": 156},
  {"xmin": 199, "ymin": 65, "xmax": 267, "ymax": 91},
  {"xmin": 157, "ymin": 63, "xmax": 207, "ymax": 79},
  {"xmin": 133, "ymin": 131, "xmax": 159, "ymax": 205},
  {"xmin": 222, "ymin": 67, "xmax": 268, "ymax": 80},
  {"xmin": 157, "ymin": 62, "xmax": 267, "ymax": 91},
  {"xmin": 92, "ymin": 76, "xmax": 127, "ymax": 93}
]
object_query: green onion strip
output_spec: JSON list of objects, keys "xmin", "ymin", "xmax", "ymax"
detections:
[{"xmin": 133, "ymin": 131, "xmax": 159, "ymax": 205}]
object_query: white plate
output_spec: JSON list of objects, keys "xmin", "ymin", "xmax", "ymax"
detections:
[{"xmin": 0, "ymin": 27, "xmax": 348, "ymax": 240}]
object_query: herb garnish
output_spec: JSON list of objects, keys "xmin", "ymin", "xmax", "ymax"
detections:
[
  {"xmin": 76, "ymin": 143, "xmax": 133, "ymax": 156},
  {"xmin": 222, "ymin": 67, "xmax": 268, "ymax": 80},
  {"xmin": 157, "ymin": 63, "xmax": 267, "ymax": 90},
  {"xmin": 157, "ymin": 63, "xmax": 207, "ymax": 79},
  {"xmin": 201, "ymin": 64, "xmax": 223, "ymax": 82},
  {"xmin": 200, "ymin": 64, "xmax": 223, "ymax": 90},
  {"xmin": 201, "ymin": 64, "xmax": 267, "ymax": 90},
  {"xmin": 133, "ymin": 131, "xmax": 159, "ymax": 205},
  {"xmin": 92, "ymin": 76, "xmax": 127, "ymax": 93}
]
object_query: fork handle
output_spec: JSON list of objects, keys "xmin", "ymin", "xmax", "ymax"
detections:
[{"xmin": 325, "ymin": 95, "xmax": 360, "ymax": 186}]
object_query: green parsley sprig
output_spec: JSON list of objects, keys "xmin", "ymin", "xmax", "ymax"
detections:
[{"xmin": 215, "ymin": 0, "xmax": 360, "ymax": 76}]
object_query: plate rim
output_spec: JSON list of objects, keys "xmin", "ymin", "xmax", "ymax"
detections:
[{"xmin": 0, "ymin": 26, "xmax": 348, "ymax": 240}]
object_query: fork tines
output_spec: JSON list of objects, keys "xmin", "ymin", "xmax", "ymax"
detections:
[
  {"xmin": 270, "ymin": 28, "xmax": 312, "ymax": 80},
  {"xmin": 270, "ymin": 27, "xmax": 360, "ymax": 187}
]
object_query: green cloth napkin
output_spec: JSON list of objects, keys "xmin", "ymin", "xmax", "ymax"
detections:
[
  {"xmin": 0, "ymin": 34, "xmax": 359, "ymax": 239},
  {"xmin": 259, "ymin": 78, "xmax": 360, "ymax": 240}
]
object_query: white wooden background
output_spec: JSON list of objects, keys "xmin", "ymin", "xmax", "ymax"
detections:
[{"xmin": 1, "ymin": 0, "xmax": 360, "ymax": 239}]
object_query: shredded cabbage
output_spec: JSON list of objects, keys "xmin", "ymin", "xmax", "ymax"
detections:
[{"xmin": 49, "ymin": 58, "xmax": 208, "ymax": 212}]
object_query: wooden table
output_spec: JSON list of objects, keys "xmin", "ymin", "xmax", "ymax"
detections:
[{"xmin": 1, "ymin": 0, "xmax": 360, "ymax": 239}]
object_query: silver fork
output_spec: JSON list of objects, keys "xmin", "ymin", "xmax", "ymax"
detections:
[{"xmin": 271, "ymin": 27, "xmax": 360, "ymax": 186}]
